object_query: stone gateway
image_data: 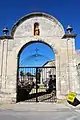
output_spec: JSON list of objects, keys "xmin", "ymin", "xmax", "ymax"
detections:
[{"xmin": 0, "ymin": 12, "xmax": 80, "ymax": 103}]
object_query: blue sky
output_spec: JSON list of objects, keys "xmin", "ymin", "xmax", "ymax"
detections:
[
  {"xmin": 19, "ymin": 42, "xmax": 55, "ymax": 67},
  {"xmin": 0, "ymin": 0, "xmax": 80, "ymax": 66},
  {"xmin": 0, "ymin": 0, "xmax": 80, "ymax": 49}
]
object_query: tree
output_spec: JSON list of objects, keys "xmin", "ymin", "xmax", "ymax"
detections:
[{"xmin": 20, "ymin": 71, "xmax": 24, "ymax": 82}]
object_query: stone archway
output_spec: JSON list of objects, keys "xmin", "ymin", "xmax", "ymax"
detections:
[
  {"xmin": 0, "ymin": 12, "xmax": 78, "ymax": 103},
  {"xmin": 17, "ymin": 40, "xmax": 56, "ymax": 102}
]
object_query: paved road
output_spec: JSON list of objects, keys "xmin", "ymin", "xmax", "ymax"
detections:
[{"xmin": 0, "ymin": 103, "xmax": 80, "ymax": 120}]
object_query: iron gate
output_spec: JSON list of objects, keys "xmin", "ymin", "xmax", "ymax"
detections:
[{"xmin": 17, "ymin": 66, "xmax": 56, "ymax": 102}]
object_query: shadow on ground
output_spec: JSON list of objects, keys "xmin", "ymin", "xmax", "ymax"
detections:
[{"xmin": 17, "ymin": 86, "xmax": 56, "ymax": 102}]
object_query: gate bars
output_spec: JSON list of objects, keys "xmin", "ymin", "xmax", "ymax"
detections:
[{"xmin": 17, "ymin": 66, "xmax": 56, "ymax": 102}]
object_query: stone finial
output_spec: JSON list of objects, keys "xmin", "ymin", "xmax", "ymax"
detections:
[
  {"xmin": 66, "ymin": 25, "xmax": 73, "ymax": 34},
  {"xmin": 62, "ymin": 25, "xmax": 77, "ymax": 39},
  {"xmin": 3, "ymin": 27, "xmax": 9, "ymax": 36}
]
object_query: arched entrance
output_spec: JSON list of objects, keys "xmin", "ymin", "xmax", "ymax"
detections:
[
  {"xmin": 0, "ymin": 12, "xmax": 78, "ymax": 104},
  {"xmin": 17, "ymin": 41, "xmax": 56, "ymax": 102}
]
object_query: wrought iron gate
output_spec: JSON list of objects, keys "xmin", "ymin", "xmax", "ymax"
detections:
[{"xmin": 17, "ymin": 66, "xmax": 56, "ymax": 102}]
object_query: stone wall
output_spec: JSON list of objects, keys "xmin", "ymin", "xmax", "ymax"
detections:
[{"xmin": 0, "ymin": 12, "xmax": 78, "ymax": 103}]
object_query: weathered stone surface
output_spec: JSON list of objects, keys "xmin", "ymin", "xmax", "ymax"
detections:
[{"xmin": 0, "ymin": 12, "xmax": 79, "ymax": 103}]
